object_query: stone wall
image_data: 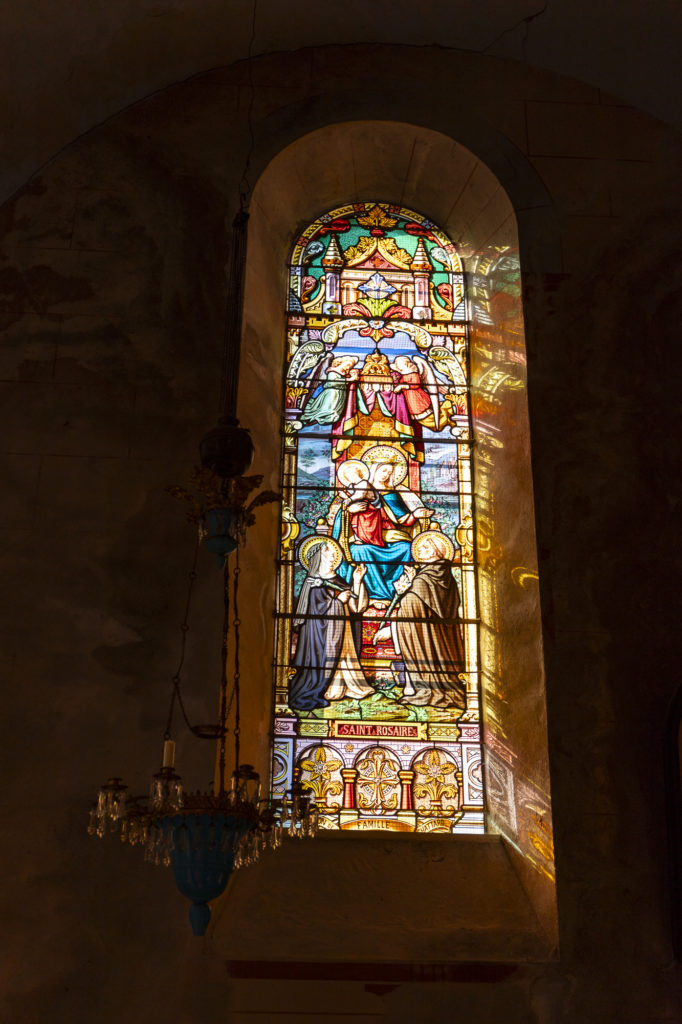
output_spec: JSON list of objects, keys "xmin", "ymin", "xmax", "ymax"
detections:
[{"xmin": 2, "ymin": 45, "xmax": 682, "ymax": 1023}]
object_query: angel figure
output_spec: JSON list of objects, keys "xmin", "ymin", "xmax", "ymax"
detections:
[
  {"xmin": 391, "ymin": 355, "xmax": 448, "ymax": 430},
  {"xmin": 292, "ymin": 355, "xmax": 359, "ymax": 430}
]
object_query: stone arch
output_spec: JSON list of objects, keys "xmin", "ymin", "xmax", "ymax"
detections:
[{"xmin": 237, "ymin": 119, "xmax": 557, "ymax": 947}]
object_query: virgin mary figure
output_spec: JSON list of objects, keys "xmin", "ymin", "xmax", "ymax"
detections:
[
  {"xmin": 330, "ymin": 447, "xmax": 434, "ymax": 602},
  {"xmin": 288, "ymin": 537, "xmax": 374, "ymax": 711}
]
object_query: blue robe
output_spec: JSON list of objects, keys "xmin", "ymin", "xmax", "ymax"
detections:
[{"xmin": 333, "ymin": 490, "xmax": 414, "ymax": 601}]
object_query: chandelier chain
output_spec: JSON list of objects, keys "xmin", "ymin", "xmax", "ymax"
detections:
[
  {"xmin": 218, "ymin": 554, "xmax": 231, "ymax": 794},
  {"xmin": 238, "ymin": 0, "xmax": 258, "ymax": 210},
  {"xmin": 165, "ymin": 540, "xmax": 200, "ymax": 740},
  {"xmin": 218, "ymin": 0, "xmax": 257, "ymax": 418},
  {"xmin": 233, "ymin": 551, "xmax": 242, "ymax": 775}
]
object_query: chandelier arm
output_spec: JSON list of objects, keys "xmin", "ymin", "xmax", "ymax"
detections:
[{"xmin": 171, "ymin": 676, "xmax": 199, "ymax": 737}]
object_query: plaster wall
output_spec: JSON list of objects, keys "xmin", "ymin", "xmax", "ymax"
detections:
[
  {"xmin": 1, "ymin": 44, "xmax": 682, "ymax": 1024},
  {"xmin": 2, "ymin": 1, "xmax": 682, "ymax": 206}
]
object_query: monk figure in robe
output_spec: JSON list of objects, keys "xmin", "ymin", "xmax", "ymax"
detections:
[
  {"xmin": 288, "ymin": 538, "xmax": 373, "ymax": 711},
  {"xmin": 373, "ymin": 531, "xmax": 466, "ymax": 709}
]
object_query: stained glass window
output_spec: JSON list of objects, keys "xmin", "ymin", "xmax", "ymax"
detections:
[{"xmin": 272, "ymin": 203, "xmax": 484, "ymax": 834}]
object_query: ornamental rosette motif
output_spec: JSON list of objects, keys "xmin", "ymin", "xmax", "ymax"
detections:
[{"xmin": 356, "ymin": 748, "xmax": 400, "ymax": 814}]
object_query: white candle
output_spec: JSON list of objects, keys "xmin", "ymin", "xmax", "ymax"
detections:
[{"xmin": 162, "ymin": 739, "xmax": 175, "ymax": 769}]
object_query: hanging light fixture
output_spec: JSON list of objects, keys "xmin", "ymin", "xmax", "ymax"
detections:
[
  {"xmin": 88, "ymin": 539, "xmax": 320, "ymax": 935},
  {"xmin": 88, "ymin": 762, "xmax": 319, "ymax": 935},
  {"xmin": 85, "ymin": 0, "xmax": 318, "ymax": 935}
]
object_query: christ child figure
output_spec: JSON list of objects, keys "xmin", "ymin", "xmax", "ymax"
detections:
[{"xmin": 327, "ymin": 460, "xmax": 380, "ymax": 548}]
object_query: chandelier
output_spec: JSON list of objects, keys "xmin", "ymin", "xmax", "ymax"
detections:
[
  {"xmin": 88, "ymin": 751, "xmax": 318, "ymax": 935},
  {"xmin": 87, "ymin": 210, "xmax": 319, "ymax": 935}
]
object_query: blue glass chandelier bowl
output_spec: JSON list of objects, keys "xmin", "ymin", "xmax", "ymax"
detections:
[{"xmin": 162, "ymin": 812, "xmax": 254, "ymax": 936}]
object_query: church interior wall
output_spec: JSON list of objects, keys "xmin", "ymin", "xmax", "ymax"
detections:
[{"xmin": 1, "ymin": 43, "xmax": 682, "ymax": 1023}]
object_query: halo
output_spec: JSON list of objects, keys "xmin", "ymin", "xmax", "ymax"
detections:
[
  {"xmin": 411, "ymin": 530, "xmax": 455, "ymax": 564},
  {"xmin": 336, "ymin": 459, "xmax": 368, "ymax": 486},
  {"xmin": 299, "ymin": 535, "xmax": 344, "ymax": 572},
  {"xmin": 361, "ymin": 445, "xmax": 408, "ymax": 485}
]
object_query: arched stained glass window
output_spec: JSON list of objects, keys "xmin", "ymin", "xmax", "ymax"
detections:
[{"xmin": 272, "ymin": 202, "xmax": 484, "ymax": 834}]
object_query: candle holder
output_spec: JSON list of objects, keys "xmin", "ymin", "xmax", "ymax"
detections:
[{"xmin": 89, "ymin": 760, "xmax": 319, "ymax": 934}]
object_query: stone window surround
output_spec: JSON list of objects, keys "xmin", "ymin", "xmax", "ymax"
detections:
[{"xmin": 212, "ymin": 120, "xmax": 559, "ymax": 964}]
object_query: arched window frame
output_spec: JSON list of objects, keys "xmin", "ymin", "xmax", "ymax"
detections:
[{"xmin": 222, "ymin": 121, "xmax": 559, "ymax": 962}]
